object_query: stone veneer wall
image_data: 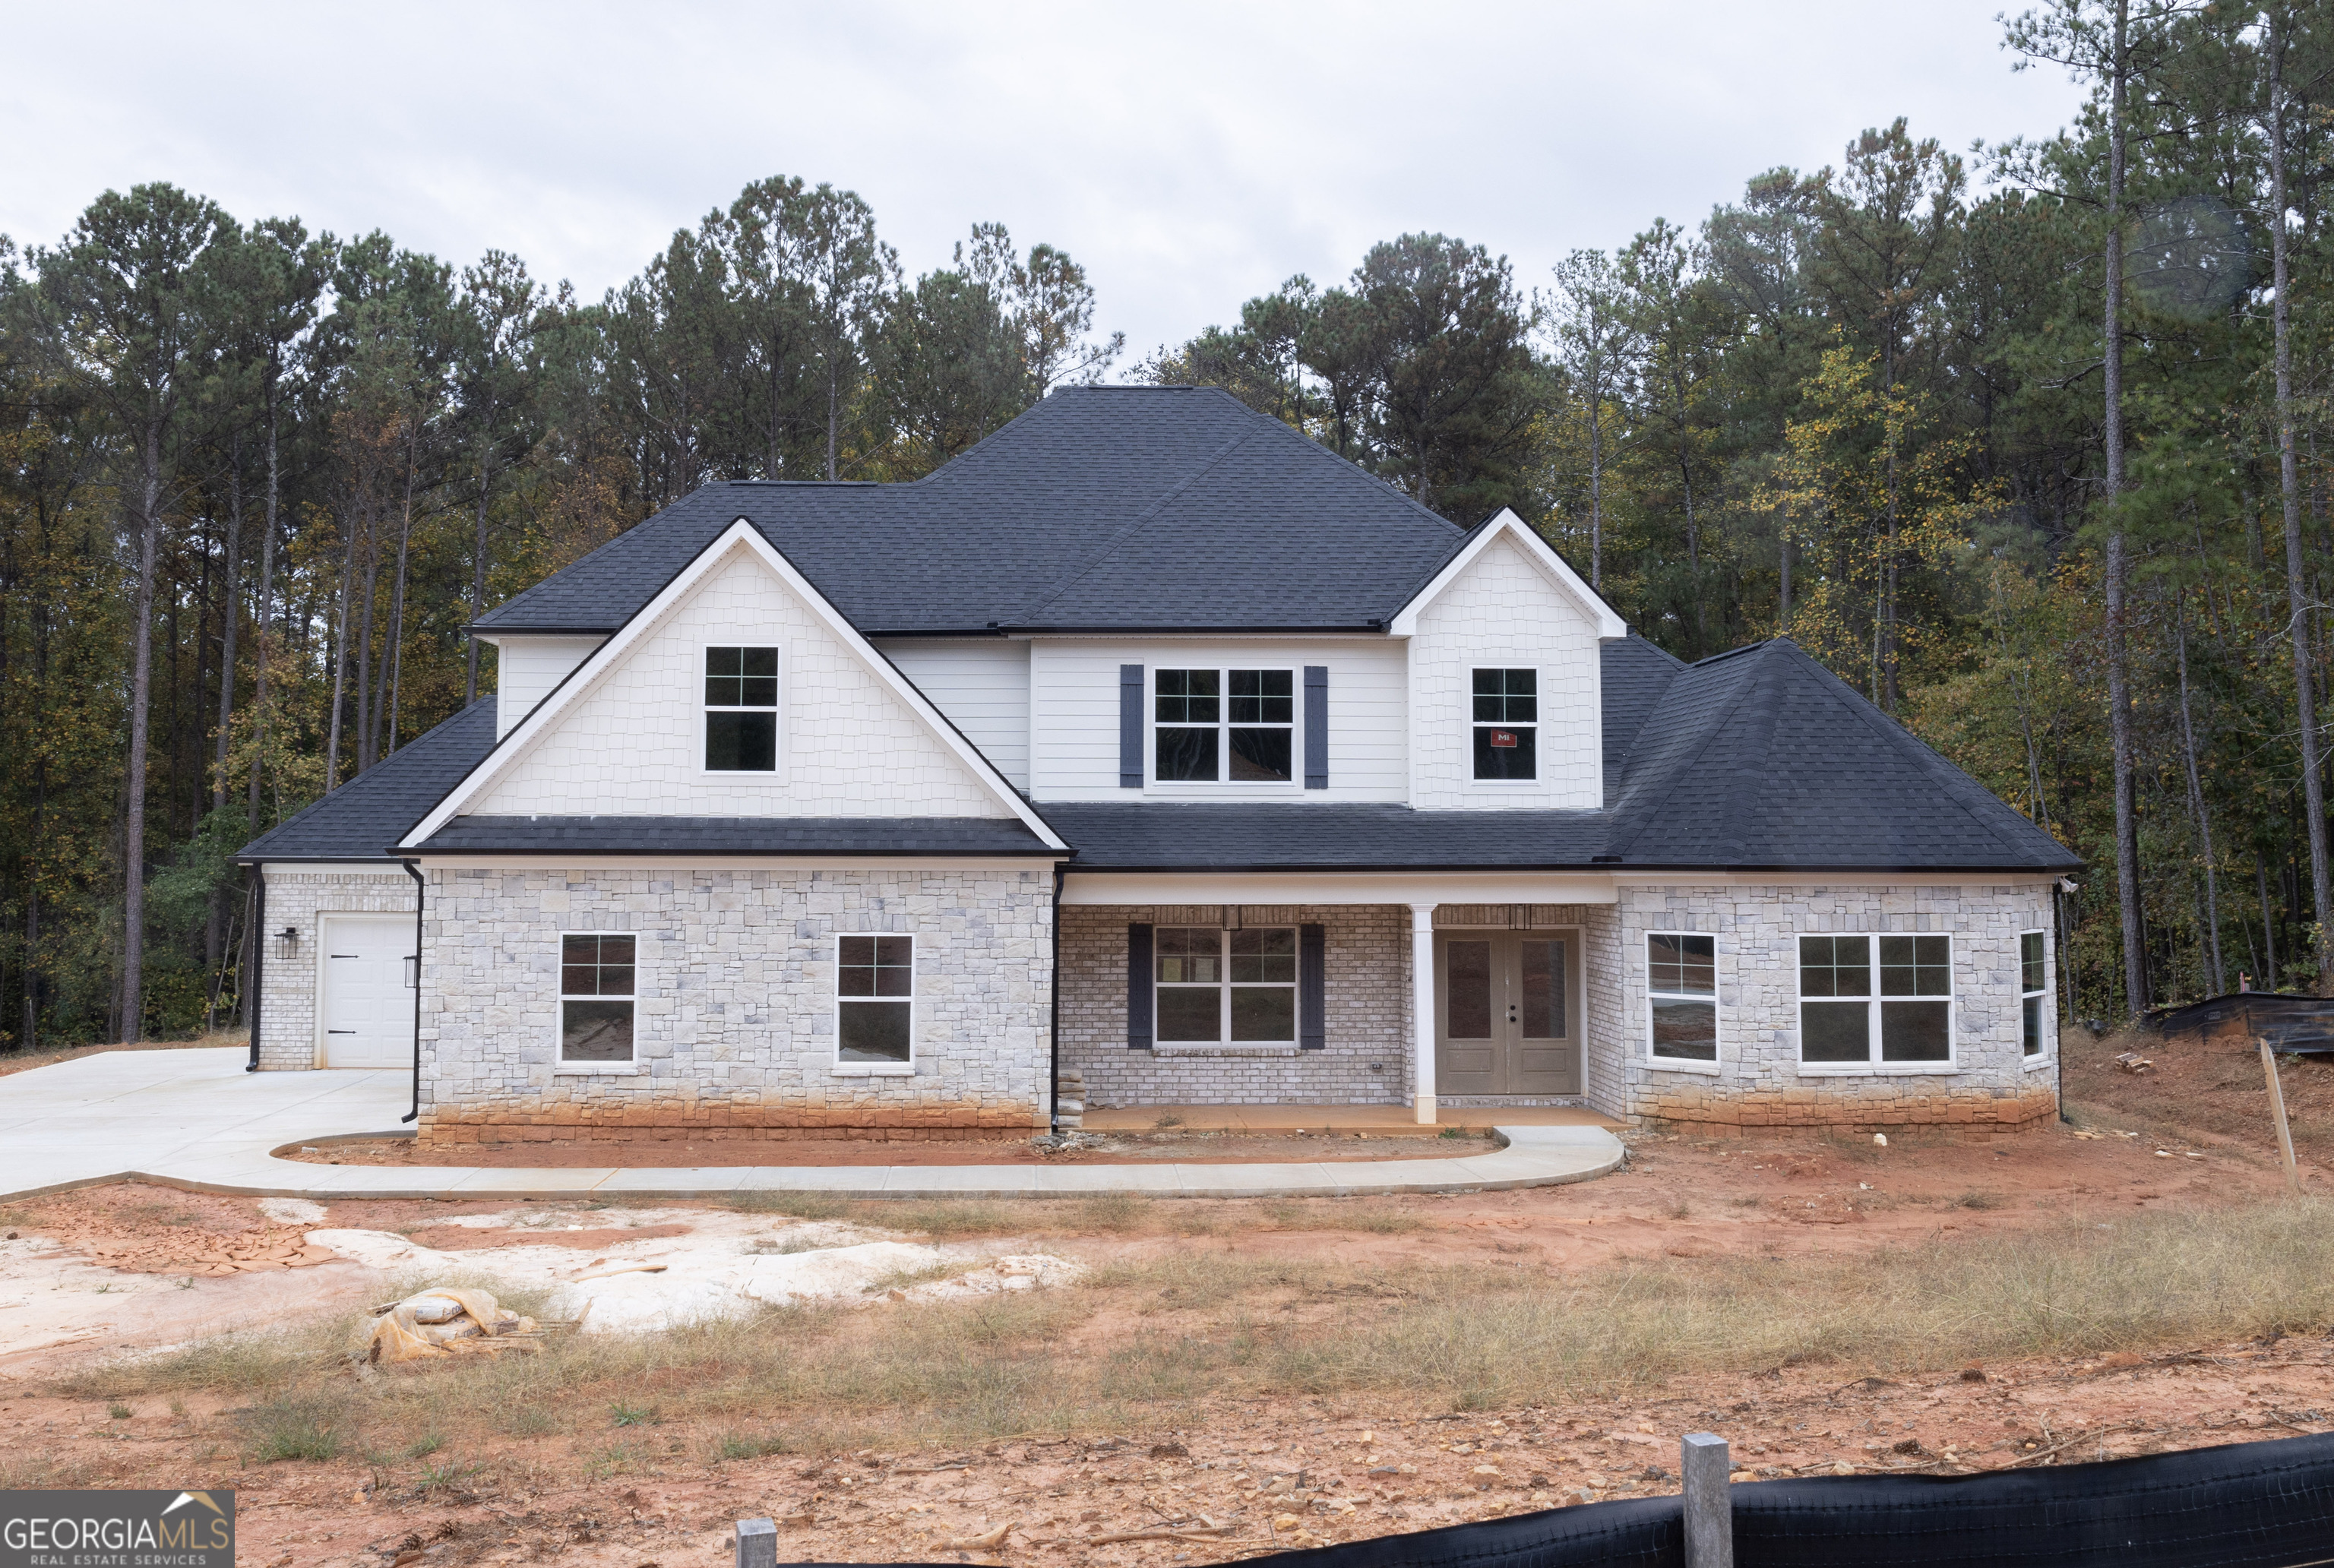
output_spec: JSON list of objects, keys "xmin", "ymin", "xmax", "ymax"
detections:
[
  {"xmin": 419, "ymin": 865, "xmax": 1052, "ymax": 1143},
  {"xmin": 255, "ymin": 866, "xmax": 418, "ymax": 1070},
  {"xmin": 1613, "ymin": 881, "xmax": 2060, "ymax": 1131}
]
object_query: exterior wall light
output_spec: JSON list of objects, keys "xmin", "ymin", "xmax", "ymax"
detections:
[{"xmin": 274, "ymin": 925, "xmax": 300, "ymax": 962}]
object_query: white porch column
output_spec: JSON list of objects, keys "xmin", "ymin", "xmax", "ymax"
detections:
[{"xmin": 1409, "ymin": 903, "xmax": 1437, "ymax": 1124}]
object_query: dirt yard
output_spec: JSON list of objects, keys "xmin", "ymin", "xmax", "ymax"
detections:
[{"xmin": 1, "ymin": 1052, "xmax": 2330, "ymax": 1568}]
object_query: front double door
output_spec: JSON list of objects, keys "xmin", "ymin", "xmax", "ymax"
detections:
[{"xmin": 1434, "ymin": 931, "xmax": 1582, "ymax": 1097}]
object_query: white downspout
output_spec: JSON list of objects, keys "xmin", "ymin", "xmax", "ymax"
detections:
[{"xmin": 1411, "ymin": 903, "xmax": 1437, "ymax": 1124}]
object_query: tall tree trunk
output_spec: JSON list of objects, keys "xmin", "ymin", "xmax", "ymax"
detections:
[
  {"xmin": 826, "ymin": 359, "xmax": 840, "ymax": 480},
  {"xmin": 2102, "ymin": 0, "xmax": 2149, "ymax": 1016},
  {"xmin": 122, "ymin": 416, "xmax": 163, "ymax": 1043},
  {"xmin": 1587, "ymin": 392, "xmax": 1604, "ymax": 591},
  {"xmin": 2175, "ymin": 596, "xmax": 2225, "ymax": 994},
  {"xmin": 2261, "ymin": 854, "xmax": 2281, "ymax": 988},
  {"xmin": 383, "ymin": 439, "xmax": 417, "ymax": 758},
  {"xmin": 355, "ymin": 499, "xmax": 381, "ymax": 775},
  {"xmin": 212, "ymin": 437, "xmax": 242, "ymax": 814},
  {"xmin": 466, "ymin": 450, "xmax": 491, "ymax": 706},
  {"xmin": 2266, "ymin": 11, "xmax": 2332, "ymax": 989},
  {"xmin": 324, "ymin": 514, "xmax": 356, "ymax": 794},
  {"xmin": 248, "ymin": 372, "xmax": 280, "ymax": 830}
]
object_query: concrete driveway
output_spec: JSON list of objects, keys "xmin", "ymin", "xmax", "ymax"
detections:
[{"xmin": 0, "ymin": 1047, "xmax": 1624, "ymax": 1202}]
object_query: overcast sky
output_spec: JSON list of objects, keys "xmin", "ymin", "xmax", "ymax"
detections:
[{"xmin": 5, "ymin": 2, "xmax": 2089, "ymax": 362}]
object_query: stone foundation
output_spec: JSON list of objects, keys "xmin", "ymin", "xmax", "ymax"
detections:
[{"xmin": 1640, "ymin": 1080, "xmax": 2059, "ymax": 1133}]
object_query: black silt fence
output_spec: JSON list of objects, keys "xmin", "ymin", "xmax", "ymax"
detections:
[{"xmin": 748, "ymin": 1430, "xmax": 2334, "ymax": 1568}]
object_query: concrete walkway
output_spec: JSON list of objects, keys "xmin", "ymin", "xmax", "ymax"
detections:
[{"xmin": 0, "ymin": 1048, "xmax": 1624, "ymax": 1203}]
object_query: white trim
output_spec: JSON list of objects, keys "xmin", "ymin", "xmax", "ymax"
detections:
[
  {"xmin": 1466, "ymin": 663, "xmax": 1542, "ymax": 785},
  {"xmin": 696, "ymin": 639, "xmax": 784, "ymax": 779},
  {"xmin": 1387, "ymin": 509, "xmax": 1627, "ymax": 640},
  {"xmin": 556, "ymin": 928, "xmax": 638, "ymax": 1067},
  {"xmin": 1150, "ymin": 924, "xmax": 1301, "ymax": 1048},
  {"xmin": 414, "ymin": 855, "xmax": 1062, "ymax": 873},
  {"xmin": 834, "ymin": 931, "xmax": 916, "ymax": 1073},
  {"xmin": 554, "ymin": 1063, "xmax": 641, "ymax": 1076},
  {"xmin": 1146, "ymin": 664, "xmax": 1302, "ymax": 792},
  {"xmin": 1620, "ymin": 872, "xmax": 2064, "ymax": 889},
  {"xmin": 400, "ymin": 520, "xmax": 1067, "ymax": 852},
  {"xmin": 1793, "ymin": 931, "xmax": 1958, "ymax": 1070},
  {"xmin": 2019, "ymin": 927, "xmax": 2054, "ymax": 1064},
  {"xmin": 1645, "ymin": 929, "xmax": 1719, "ymax": 1065}
]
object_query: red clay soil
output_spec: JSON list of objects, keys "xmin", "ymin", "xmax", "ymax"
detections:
[
  {"xmin": 281, "ymin": 1129, "xmax": 1503, "ymax": 1167},
  {"xmin": 2064, "ymin": 1020, "xmax": 2334, "ymax": 1167}
]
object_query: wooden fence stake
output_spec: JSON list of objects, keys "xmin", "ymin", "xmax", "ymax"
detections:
[
  {"xmin": 2261, "ymin": 1038, "xmax": 2302, "ymax": 1196},
  {"xmin": 735, "ymin": 1516, "xmax": 777, "ymax": 1568},
  {"xmin": 1681, "ymin": 1431, "xmax": 1733, "ymax": 1568}
]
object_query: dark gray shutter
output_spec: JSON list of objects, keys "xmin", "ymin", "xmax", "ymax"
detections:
[
  {"xmin": 1120, "ymin": 664, "xmax": 1145, "ymax": 788},
  {"xmin": 1303, "ymin": 665, "xmax": 1329, "ymax": 789},
  {"xmin": 1128, "ymin": 923, "xmax": 1154, "ymax": 1049},
  {"xmin": 1299, "ymin": 922, "xmax": 1326, "ymax": 1049}
]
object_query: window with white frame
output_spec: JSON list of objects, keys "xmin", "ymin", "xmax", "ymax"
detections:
[
  {"xmin": 837, "ymin": 934, "xmax": 913, "ymax": 1064},
  {"xmin": 1798, "ymin": 934, "xmax": 1952, "ymax": 1064},
  {"xmin": 1472, "ymin": 669, "xmax": 1538, "ymax": 781},
  {"xmin": 1155, "ymin": 927, "xmax": 1297, "ymax": 1043},
  {"xmin": 1647, "ymin": 932, "xmax": 1716, "ymax": 1060},
  {"xmin": 1155, "ymin": 669, "xmax": 1294, "ymax": 782},
  {"xmin": 560, "ymin": 934, "xmax": 635, "ymax": 1063},
  {"xmin": 704, "ymin": 646, "xmax": 779, "ymax": 771},
  {"xmin": 2021, "ymin": 931, "xmax": 2048, "ymax": 1056}
]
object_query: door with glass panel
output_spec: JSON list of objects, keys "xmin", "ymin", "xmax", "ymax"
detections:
[{"xmin": 1434, "ymin": 931, "xmax": 1581, "ymax": 1096}]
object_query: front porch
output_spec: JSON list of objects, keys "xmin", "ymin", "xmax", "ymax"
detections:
[{"xmin": 1056, "ymin": 878, "xmax": 1627, "ymax": 1126}]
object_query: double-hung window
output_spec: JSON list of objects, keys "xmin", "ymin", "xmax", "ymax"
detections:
[
  {"xmin": 2021, "ymin": 931, "xmax": 2048, "ymax": 1057},
  {"xmin": 1647, "ymin": 933, "xmax": 1716, "ymax": 1061},
  {"xmin": 705, "ymin": 646, "xmax": 779, "ymax": 771},
  {"xmin": 1472, "ymin": 669, "xmax": 1538, "ymax": 781},
  {"xmin": 1798, "ymin": 934, "xmax": 1952, "ymax": 1064},
  {"xmin": 1155, "ymin": 669, "xmax": 1294, "ymax": 782},
  {"xmin": 837, "ymin": 934, "xmax": 913, "ymax": 1066},
  {"xmin": 560, "ymin": 934, "xmax": 635, "ymax": 1064},
  {"xmin": 1155, "ymin": 927, "xmax": 1297, "ymax": 1043}
]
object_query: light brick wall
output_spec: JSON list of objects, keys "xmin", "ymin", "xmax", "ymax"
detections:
[
  {"xmin": 419, "ymin": 865, "xmax": 1052, "ymax": 1140},
  {"xmin": 1611, "ymin": 881, "xmax": 2060, "ymax": 1130},
  {"xmin": 476, "ymin": 545, "xmax": 1010, "ymax": 820},
  {"xmin": 255, "ymin": 866, "xmax": 417, "ymax": 1070},
  {"xmin": 1409, "ymin": 533, "xmax": 1604, "ymax": 811}
]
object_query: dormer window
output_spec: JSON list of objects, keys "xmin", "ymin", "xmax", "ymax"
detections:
[
  {"xmin": 705, "ymin": 646, "xmax": 778, "ymax": 771},
  {"xmin": 1156, "ymin": 668, "xmax": 1294, "ymax": 783},
  {"xmin": 1472, "ymin": 669, "xmax": 1538, "ymax": 781}
]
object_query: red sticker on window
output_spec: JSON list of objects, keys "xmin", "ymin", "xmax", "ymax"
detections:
[{"xmin": 1490, "ymin": 730, "xmax": 1517, "ymax": 748}]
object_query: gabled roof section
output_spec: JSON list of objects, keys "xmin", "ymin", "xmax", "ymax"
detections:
[
  {"xmin": 239, "ymin": 700, "xmax": 497, "ymax": 862},
  {"xmin": 1386, "ymin": 508, "xmax": 1627, "ymax": 639},
  {"xmin": 472, "ymin": 387, "xmax": 1467, "ymax": 637},
  {"xmin": 403, "ymin": 520, "xmax": 1067, "ymax": 852},
  {"xmin": 1602, "ymin": 639, "xmax": 2079, "ymax": 871}
]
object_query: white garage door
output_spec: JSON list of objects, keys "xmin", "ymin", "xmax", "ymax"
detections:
[{"xmin": 321, "ymin": 915, "xmax": 414, "ymax": 1069}]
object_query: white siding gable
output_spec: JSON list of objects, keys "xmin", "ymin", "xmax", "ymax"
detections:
[
  {"xmin": 470, "ymin": 544, "xmax": 1014, "ymax": 819},
  {"xmin": 875, "ymin": 638, "xmax": 1031, "ymax": 791},
  {"xmin": 1407, "ymin": 530, "xmax": 1604, "ymax": 810},
  {"xmin": 1029, "ymin": 637, "xmax": 1407, "ymax": 801},
  {"xmin": 492, "ymin": 635, "xmax": 605, "ymax": 738}
]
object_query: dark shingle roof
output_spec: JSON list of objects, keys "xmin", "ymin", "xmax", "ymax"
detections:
[
  {"xmin": 239, "ymin": 700, "xmax": 498, "ymax": 861},
  {"xmin": 1601, "ymin": 640, "xmax": 2078, "ymax": 871},
  {"xmin": 411, "ymin": 817, "xmax": 1059, "ymax": 856},
  {"xmin": 1601, "ymin": 633, "xmax": 1686, "ymax": 801},
  {"xmin": 473, "ymin": 387, "xmax": 1467, "ymax": 637},
  {"xmin": 1046, "ymin": 803, "xmax": 1611, "ymax": 871}
]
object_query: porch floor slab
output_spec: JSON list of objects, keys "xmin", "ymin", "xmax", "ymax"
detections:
[
  {"xmin": 1080, "ymin": 1104, "xmax": 1627, "ymax": 1133},
  {"xmin": 0, "ymin": 1048, "xmax": 1624, "ymax": 1204}
]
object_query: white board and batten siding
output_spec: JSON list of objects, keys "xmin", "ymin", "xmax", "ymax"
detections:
[
  {"xmin": 873, "ymin": 639, "xmax": 1032, "ymax": 792},
  {"xmin": 1408, "ymin": 530, "xmax": 1604, "ymax": 811},
  {"xmin": 1029, "ymin": 637, "xmax": 1409, "ymax": 802},
  {"xmin": 472, "ymin": 547, "xmax": 1013, "ymax": 820},
  {"xmin": 492, "ymin": 635, "xmax": 605, "ymax": 738}
]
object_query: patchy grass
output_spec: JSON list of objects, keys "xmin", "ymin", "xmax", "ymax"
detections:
[{"xmin": 62, "ymin": 1200, "xmax": 2334, "ymax": 1469}]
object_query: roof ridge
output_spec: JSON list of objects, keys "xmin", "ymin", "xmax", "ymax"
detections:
[
  {"xmin": 1603, "ymin": 643, "xmax": 1782, "ymax": 859},
  {"xmin": 1007, "ymin": 423, "xmax": 1260, "ymax": 626}
]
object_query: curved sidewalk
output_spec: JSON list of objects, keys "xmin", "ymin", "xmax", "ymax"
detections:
[{"xmin": 0, "ymin": 1048, "xmax": 1624, "ymax": 1203}]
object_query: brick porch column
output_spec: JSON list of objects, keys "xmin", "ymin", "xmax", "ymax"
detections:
[{"xmin": 1410, "ymin": 903, "xmax": 1437, "ymax": 1124}]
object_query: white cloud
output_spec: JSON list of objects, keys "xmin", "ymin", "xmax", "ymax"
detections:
[{"xmin": 4, "ymin": 0, "xmax": 2086, "ymax": 359}]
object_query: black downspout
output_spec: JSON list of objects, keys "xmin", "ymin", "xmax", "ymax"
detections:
[
  {"xmin": 2055, "ymin": 880, "xmax": 2069, "ymax": 1124},
  {"xmin": 402, "ymin": 860, "xmax": 424, "ymax": 1124},
  {"xmin": 1049, "ymin": 863, "xmax": 1064, "ymax": 1136},
  {"xmin": 246, "ymin": 868, "xmax": 264, "ymax": 1072}
]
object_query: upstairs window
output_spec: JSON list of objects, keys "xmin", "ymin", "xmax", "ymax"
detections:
[
  {"xmin": 837, "ymin": 934, "xmax": 913, "ymax": 1065},
  {"xmin": 1472, "ymin": 669, "xmax": 1538, "ymax": 780},
  {"xmin": 2021, "ymin": 931, "xmax": 2048, "ymax": 1056},
  {"xmin": 1647, "ymin": 932, "xmax": 1716, "ymax": 1061},
  {"xmin": 1156, "ymin": 927, "xmax": 1297, "ymax": 1043},
  {"xmin": 560, "ymin": 934, "xmax": 635, "ymax": 1064},
  {"xmin": 1799, "ymin": 933, "xmax": 1953, "ymax": 1064},
  {"xmin": 705, "ymin": 646, "xmax": 778, "ymax": 771},
  {"xmin": 1156, "ymin": 669, "xmax": 1294, "ymax": 783}
]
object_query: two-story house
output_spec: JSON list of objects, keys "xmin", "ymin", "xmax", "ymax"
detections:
[{"xmin": 239, "ymin": 387, "xmax": 2079, "ymax": 1143}]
